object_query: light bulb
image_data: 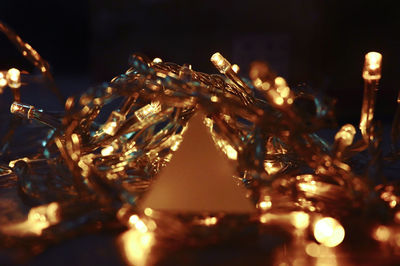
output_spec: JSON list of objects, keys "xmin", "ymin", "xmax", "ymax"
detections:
[
  {"xmin": 6, "ymin": 68, "xmax": 21, "ymax": 88},
  {"xmin": 363, "ymin": 52, "xmax": 382, "ymax": 80},
  {"xmin": 211, "ymin": 52, "xmax": 231, "ymax": 74},
  {"xmin": 314, "ymin": 217, "xmax": 345, "ymax": 247}
]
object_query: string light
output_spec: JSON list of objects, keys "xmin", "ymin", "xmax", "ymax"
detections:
[{"xmin": 1, "ymin": 20, "xmax": 400, "ymax": 264}]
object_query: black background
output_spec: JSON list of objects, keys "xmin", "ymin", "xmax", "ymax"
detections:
[{"xmin": 1, "ymin": 0, "xmax": 400, "ymax": 122}]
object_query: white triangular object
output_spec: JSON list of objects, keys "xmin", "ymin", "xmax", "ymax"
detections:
[{"xmin": 139, "ymin": 112, "xmax": 255, "ymax": 213}]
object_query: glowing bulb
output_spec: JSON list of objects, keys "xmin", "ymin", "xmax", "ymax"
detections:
[
  {"xmin": 210, "ymin": 95, "xmax": 219, "ymax": 102},
  {"xmin": 101, "ymin": 145, "xmax": 114, "ymax": 156},
  {"xmin": 6, "ymin": 68, "xmax": 21, "ymax": 89},
  {"xmin": 211, "ymin": 52, "xmax": 231, "ymax": 73},
  {"xmin": 152, "ymin": 57, "xmax": 162, "ymax": 63},
  {"xmin": 291, "ymin": 211, "xmax": 310, "ymax": 229},
  {"xmin": 279, "ymin": 86, "xmax": 290, "ymax": 98},
  {"xmin": 365, "ymin": 52, "xmax": 382, "ymax": 70},
  {"xmin": 259, "ymin": 200, "xmax": 272, "ymax": 210},
  {"xmin": 253, "ymin": 78, "xmax": 262, "ymax": 88},
  {"xmin": 314, "ymin": 217, "xmax": 345, "ymax": 247},
  {"xmin": 225, "ymin": 144, "xmax": 238, "ymax": 160},
  {"xmin": 10, "ymin": 102, "xmax": 23, "ymax": 114},
  {"xmin": 274, "ymin": 76, "xmax": 287, "ymax": 87},
  {"xmin": 274, "ymin": 96, "xmax": 284, "ymax": 105},
  {"xmin": 298, "ymin": 180, "xmax": 317, "ymax": 193},
  {"xmin": 129, "ymin": 215, "xmax": 139, "ymax": 225},
  {"xmin": 261, "ymin": 81, "xmax": 270, "ymax": 91},
  {"xmin": 395, "ymin": 211, "xmax": 400, "ymax": 223},
  {"xmin": 144, "ymin": 208, "xmax": 153, "ymax": 216},
  {"xmin": 135, "ymin": 220, "xmax": 148, "ymax": 233},
  {"xmin": 120, "ymin": 229, "xmax": 154, "ymax": 266},
  {"xmin": 103, "ymin": 121, "xmax": 118, "ymax": 135},
  {"xmin": 231, "ymin": 64, "xmax": 240, "ymax": 73},
  {"xmin": 7, "ymin": 68, "xmax": 20, "ymax": 81},
  {"xmin": 373, "ymin": 225, "xmax": 391, "ymax": 242},
  {"xmin": 203, "ymin": 216, "xmax": 218, "ymax": 226},
  {"xmin": 0, "ymin": 72, "xmax": 7, "ymax": 88},
  {"xmin": 334, "ymin": 124, "xmax": 356, "ymax": 145},
  {"xmin": 363, "ymin": 51, "xmax": 382, "ymax": 80}
]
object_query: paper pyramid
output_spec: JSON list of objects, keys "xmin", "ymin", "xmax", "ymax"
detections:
[{"xmin": 139, "ymin": 112, "xmax": 254, "ymax": 213}]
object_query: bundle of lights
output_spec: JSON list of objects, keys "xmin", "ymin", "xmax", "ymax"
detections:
[{"xmin": 1, "ymin": 20, "xmax": 400, "ymax": 264}]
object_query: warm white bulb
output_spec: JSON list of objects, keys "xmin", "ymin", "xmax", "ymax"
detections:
[
  {"xmin": 314, "ymin": 217, "xmax": 345, "ymax": 247},
  {"xmin": 6, "ymin": 68, "xmax": 21, "ymax": 89},
  {"xmin": 363, "ymin": 51, "xmax": 382, "ymax": 80}
]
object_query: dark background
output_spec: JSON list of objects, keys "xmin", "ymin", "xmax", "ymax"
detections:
[{"xmin": 1, "ymin": 0, "xmax": 400, "ymax": 122}]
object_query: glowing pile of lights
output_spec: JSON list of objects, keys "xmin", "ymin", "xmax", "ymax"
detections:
[{"xmin": 1, "ymin": 20, "xmax": 400, "ymax": 264}]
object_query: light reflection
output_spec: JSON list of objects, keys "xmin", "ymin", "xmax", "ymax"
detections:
[
  {"xmin": 0, "ymin": 202, "xmax": 60, "ymax": 236},
  {"xmin": 194, "ymin": 216, "xmax": 219, "ymax": 226},
  {"xmin": 170, "ymin": 135, "xmax": 184, "ymax": 152},
  {"xmin": 263, "ymin": 160, "xmax": 282, "ymax": 175},
  {"xmin": 314, "ymin": 217, "xmax": 345, "ymax": 247},
  {"xmin": 259, "ymin": 213, "xmax": 273, "ymax": 223},
  {"xmin": 297, "ymin": 174, "xmax": 318, "ymax": 196},
  {"xmin": 305, "ymin": 242, "xmax": 338, "ymax": 266},
  {"xmin": 120, "ymin": 229, "xmax": 155, "ymax": 266},
  {"xmin": 8, "ymin": 156, "xmax": 30, "ymax": 168},
  {"xmin": 298, "ymin": 180, "xmax": 317, "ymax": 193},
  {"xmin": 211, "ymin": 135, "xmax": 238, "ymax": 160}
]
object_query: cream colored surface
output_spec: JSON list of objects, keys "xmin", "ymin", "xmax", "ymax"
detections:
[{"xmin": 140, "ymin": 112, "xmax": 254, "ymax": 213}]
